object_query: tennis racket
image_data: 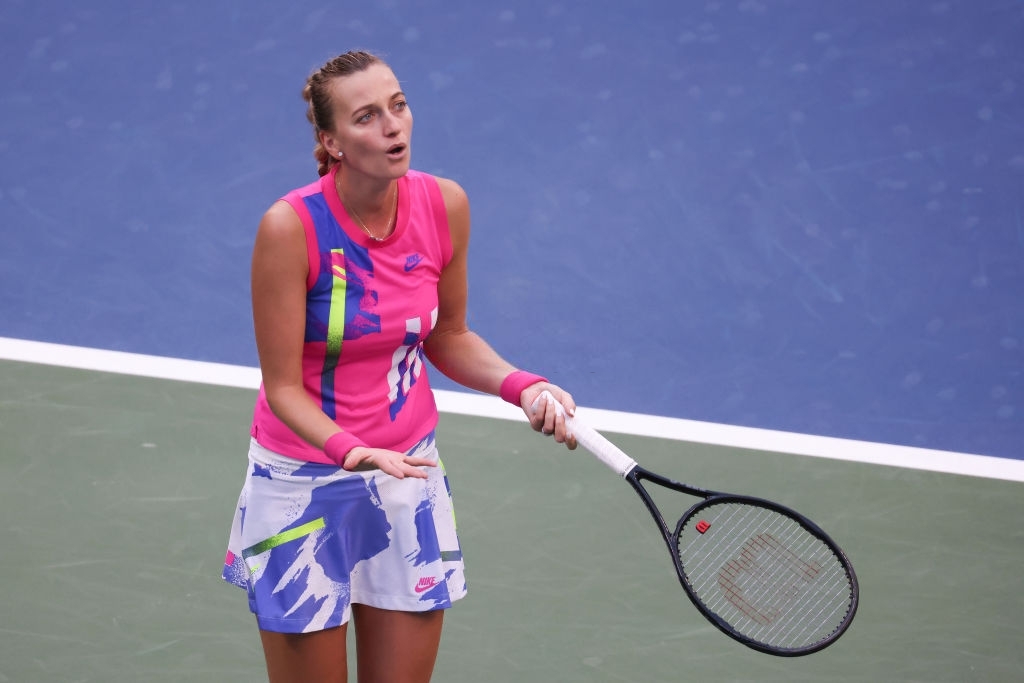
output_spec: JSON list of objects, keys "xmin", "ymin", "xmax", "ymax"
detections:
[{"xmin": 534, "ymin": 391, "xmax": 858, "ymax": 656}]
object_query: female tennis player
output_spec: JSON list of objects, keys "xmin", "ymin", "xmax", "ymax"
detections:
[{"xmin": 221, "ymin": 50, "xmax": 576, "ymax": 683}]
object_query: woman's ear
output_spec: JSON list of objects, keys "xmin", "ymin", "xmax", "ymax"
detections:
[{"xmin": 320, "ymin": 131, "xmax": 344, "ymax": 160}]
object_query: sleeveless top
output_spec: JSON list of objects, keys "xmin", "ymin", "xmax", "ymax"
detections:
[{"xmin": 250, "ymin": 166, "xmax": 453, "ymax": 464}]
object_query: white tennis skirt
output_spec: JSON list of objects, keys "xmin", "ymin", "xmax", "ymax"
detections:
[{"xmin": 222, "ymin": 433, "xmax": 466, "ymax": 633}]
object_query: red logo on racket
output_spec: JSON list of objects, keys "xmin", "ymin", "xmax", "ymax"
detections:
[{"xmin": 696, "ymin": 520, "xmax": 711, "ymax": 534}]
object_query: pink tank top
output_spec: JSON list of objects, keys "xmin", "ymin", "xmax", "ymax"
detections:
[{"xmin": 250, "ymin": 167, "xmax": 453, "ymax": 463}]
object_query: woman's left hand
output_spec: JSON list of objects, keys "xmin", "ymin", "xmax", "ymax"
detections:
[{"xmin": 521, "ymin": 383, "xmax": 577, "ymax": 450}]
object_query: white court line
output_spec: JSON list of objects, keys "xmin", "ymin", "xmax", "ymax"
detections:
[{"xmin": 2, "ymin": 336, "xmax": 1022, "ymax": 483}]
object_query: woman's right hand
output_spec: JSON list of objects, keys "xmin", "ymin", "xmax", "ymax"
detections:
[{"xmin": 343, "ymin": 446, "xmax": 436, "ymax": 479}]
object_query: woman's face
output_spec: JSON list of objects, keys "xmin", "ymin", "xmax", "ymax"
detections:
[{"xmin": 323, "ymin": 63, "xmax": 413, "ymax": 180}]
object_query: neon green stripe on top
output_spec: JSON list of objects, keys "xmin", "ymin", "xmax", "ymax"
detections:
[
  {"xmin": 326, "ymin": 248, "xmax": 347, "ymax": 357},
  {"xmin": 241, "ymin": 517, "xmax": 326, "ymax": 559}
]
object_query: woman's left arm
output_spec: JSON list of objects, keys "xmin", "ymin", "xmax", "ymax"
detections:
[{"xmin": 423, "ymin": 177, "xmax": 576, "ymax": 447}]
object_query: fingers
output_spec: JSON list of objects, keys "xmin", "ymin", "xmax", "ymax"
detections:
[
  {"xmin": 344, "ymin": 447, "xmax": 435, "ymax": 479},
  {"xmin": 381, "ymin": 456, "xmax": 433, "ymax": 479},
  {"xmin": 380, "ymin": 460, "xmax": 430, "ymax": 480},
  {"xmin": 527, "ymin": 386, "xmax": 573, "ymax": 426},
  {"xmin": 549, "ymin": 411, "xmax": 577, "ymax": 449},
  {"xmin": 401, "ymin": 456, "xmax": 438, "ymax": 477},
  {"xmin": 529, "ymin": 387, "xmax": 578, "ymax": 451}
]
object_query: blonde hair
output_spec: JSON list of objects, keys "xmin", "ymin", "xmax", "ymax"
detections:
[{"xmin": 302, "ymin": 51, "xmax": 385, "ymax": 176}]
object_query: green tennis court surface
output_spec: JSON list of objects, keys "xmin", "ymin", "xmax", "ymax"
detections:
[{"xmin": 2, "ymin": 359, "xmax": 1021, "ymax": 682}]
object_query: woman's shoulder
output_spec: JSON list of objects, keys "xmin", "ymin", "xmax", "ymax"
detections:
[
  {"xmin": 406, "ymin": 172, "xmax": 468, "ymax": 255},
  {"xmin": 257, "ymin": 199, "xmax": 305, "ymax": 243},
  {"xmin": 405, "ymin": 170, "xmax": 467, "ymax": 213}
]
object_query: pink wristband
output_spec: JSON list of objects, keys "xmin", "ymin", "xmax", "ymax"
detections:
[
  {"xmin": 500, "ymin": 370, "xmax": 548, "ymax": 406},
  {"xmin": 323, "ymin": 431, "xmax": 367, "ymax": 469}
]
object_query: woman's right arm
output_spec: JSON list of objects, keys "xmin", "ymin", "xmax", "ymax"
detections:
[{"xmin": 250, "ymin": 201, "xmax": 341, "ymax": 451}]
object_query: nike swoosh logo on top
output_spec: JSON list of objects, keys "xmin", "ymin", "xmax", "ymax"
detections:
[{"xmin": 404, "ymin": 254, "xmax": 424, "ymax": 272}]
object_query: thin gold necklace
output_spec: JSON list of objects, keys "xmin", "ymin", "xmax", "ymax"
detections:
[{"xmin": 347, "ymin": 184, "xmax": 398, "ymax": 242}]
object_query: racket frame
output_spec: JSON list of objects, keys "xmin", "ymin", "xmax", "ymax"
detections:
[{"xmin": 623, "ymin": 465, "xmax": 859, "ymax": 656}]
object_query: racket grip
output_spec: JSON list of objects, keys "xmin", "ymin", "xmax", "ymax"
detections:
[{"xmin": 533, "ymin": 391, "xmax": 638, "ymax": 477}]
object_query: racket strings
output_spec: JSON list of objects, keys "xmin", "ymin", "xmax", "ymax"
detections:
[
  {"xmin": 685, "ymin": 509, "xmax": 850, "ymax": 647},
  {"xmin": 676, "ymin": 502, "xmax": 854, "ymax": 650}
]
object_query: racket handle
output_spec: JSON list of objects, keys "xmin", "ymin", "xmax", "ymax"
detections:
[{"xmin": 533, "ymin": 391, "xmax": 638, "ymax": 477}]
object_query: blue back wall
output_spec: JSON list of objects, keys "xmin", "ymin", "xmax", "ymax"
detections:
[{"xmin": 1, "ymin": 0, "xmax": 1021, "ymax": 459}]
